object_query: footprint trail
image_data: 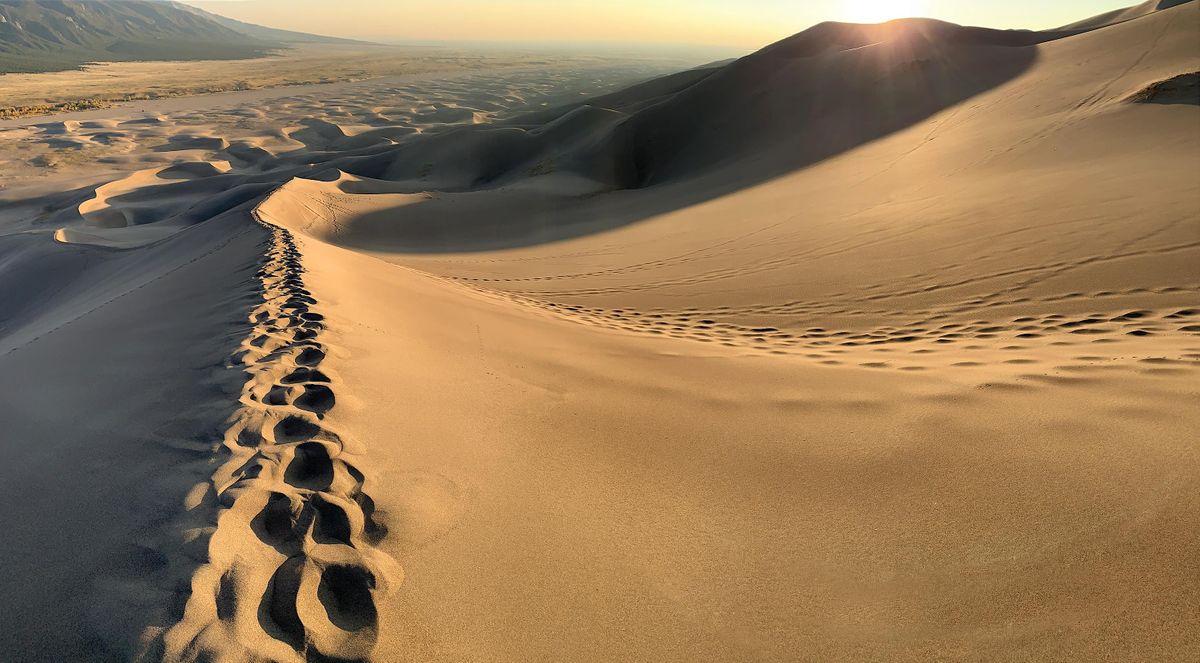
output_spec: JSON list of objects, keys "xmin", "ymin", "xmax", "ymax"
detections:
[{"xmin": 153, "ymin": 219, "xmax": 399, "ymax": 663}]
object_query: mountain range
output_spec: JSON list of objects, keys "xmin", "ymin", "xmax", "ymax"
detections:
[{"xmin": 0, "ymin": 0, "xmax": 357, "ymax": 74}]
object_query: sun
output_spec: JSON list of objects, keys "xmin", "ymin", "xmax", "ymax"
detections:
[{"xmin": 842, "ymin": 0, "xmax": 928, "ymax": 23}]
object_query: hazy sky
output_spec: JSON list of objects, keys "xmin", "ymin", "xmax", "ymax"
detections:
[{"xmin": 187, "ymin": 0, "xmax": 1148, "ymax": 49}]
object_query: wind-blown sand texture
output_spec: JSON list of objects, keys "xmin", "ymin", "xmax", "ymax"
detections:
[
  {"xmin": 1, "ymin": 1, "xmax": 1198, "ymax": 661},
  {"xmin": 0, "ymin": 44, "xmax": 652, "ymax": 119}
]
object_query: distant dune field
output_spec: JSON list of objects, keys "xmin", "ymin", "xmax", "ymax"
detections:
[
  {"xmin": 0, "ymin": 44, "xmax": 633, "ymax": 120},
  {"xmin": 0, "ymin": 1, "xmax": 1197, "ymax": 662}
]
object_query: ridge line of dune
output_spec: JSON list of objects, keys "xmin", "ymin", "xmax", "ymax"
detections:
[{"xmin": 148, "ymin": 207, "xmax": 401, "ymax": 662}]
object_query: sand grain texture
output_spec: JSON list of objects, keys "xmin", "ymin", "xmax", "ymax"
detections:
[{"xmin": 1, "ymin": 2, "xmax": 1198, "ymax": 662}]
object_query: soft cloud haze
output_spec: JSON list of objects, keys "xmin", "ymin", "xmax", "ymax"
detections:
[{"xmin": 186, "ymin": 0, "xmax": 1143, "ymax": 48}]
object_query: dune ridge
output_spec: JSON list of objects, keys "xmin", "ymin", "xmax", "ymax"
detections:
[
  {"xmin": 143, "ymin": 213, "xmax": 400, "ymax": 662},
  {"xmin": 0, "ymin": 1, "xmax": 1197, "ymax": 661}
]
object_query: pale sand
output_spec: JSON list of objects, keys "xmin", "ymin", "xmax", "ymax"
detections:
[
  {"xmin": 0, "ymin": 43, "xmax": 666, "ymax": 119},
  {"xmin": 0, "ymin": 2, "xmax": 1198, "ymax": 661}
]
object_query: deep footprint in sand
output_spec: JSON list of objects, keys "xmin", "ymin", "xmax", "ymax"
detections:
[
  {"xmin": 275, "ymin": 415, "xmax": 322, "ymax": 443},
  {"xmin": 282, "ymin": 367, "xmax": 331, "ymax": 384},
  {"xmin": 285, "ymin": 441, "xmax": 336, "ymax": 490},
  {"xmin": 295, "ymin": 384, "xmax": 335, "ymax": 416}
]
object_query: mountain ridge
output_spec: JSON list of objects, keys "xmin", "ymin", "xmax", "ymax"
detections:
[{"xmin": 0, "ymin": 0, "xmax": 360, "ymax": 74}]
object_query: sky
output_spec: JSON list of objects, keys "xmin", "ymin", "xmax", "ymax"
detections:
[{"xmin": 186, "ymin": 0, "xmax": 1150, "ymax": 50}]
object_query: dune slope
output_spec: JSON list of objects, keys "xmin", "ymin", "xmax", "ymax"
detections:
[
  {"xmin": 0, "ymin": 2, "xmax": 1197, "ymax": 662},
  {"xmin": 257, "ymin": 4, "xmax": 1200, "ymax": 661},
  {"xmin": 0, "ymin": 62, "xmax": 683, "ymax": 662}
]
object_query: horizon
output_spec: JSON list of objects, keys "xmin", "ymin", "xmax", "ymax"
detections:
[{"xmin": 185, "ymin": 0, "xmax": 1149, "ymax": 50}]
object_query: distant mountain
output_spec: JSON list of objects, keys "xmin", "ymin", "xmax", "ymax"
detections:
[
  {"xmin": 0, "ymin": 0, "xmax": 271, "ymax": 73},
  {"xmin": 0, "ymin": 0, "xmax": 360, "ymax": 75},
  {"xmin": 177, "ymin": 2, "xmax": 369, "ymax": 45}
]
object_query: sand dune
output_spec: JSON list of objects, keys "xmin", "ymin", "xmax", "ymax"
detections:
[
  {"xmin": 1058, "ymin": 0, "xmax": 1195, "ymax": 29},
  {"xmin": 0, "ymin": 2, "xmax": 1198, "ymax": 661}
]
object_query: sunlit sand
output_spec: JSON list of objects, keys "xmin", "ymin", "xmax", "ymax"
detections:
[{"xmin": 1, "ymin": 1, "xmax": 1197, "ymax": 661}]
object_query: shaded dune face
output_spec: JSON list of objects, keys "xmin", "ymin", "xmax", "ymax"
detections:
[
  {"xmin": 0, "ymin": 2, "xmax": 1196, "ymax": 662},
  {"xmin": 256, "ymin": 4, "xmax": 1199, "ymax": 257},
  {"xmin": 605, "ymin": 21, "xmax": 1042, "ymax": 188},
  {"xmin": 278, "ymin": 19, "xmax": 1061, "ymax": 254},
  {"xmin": 330, "ymin": 19, "xmax": 1044, "ymax": 197}
]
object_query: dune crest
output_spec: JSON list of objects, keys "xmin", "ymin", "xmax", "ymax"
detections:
[
  {"xmin": 0, "ymin": 1, "xmax": 1198, "ymax": 661},
  {"xmin": 150, "ymin": 219, "xmax": 400, "ymax": 662}
]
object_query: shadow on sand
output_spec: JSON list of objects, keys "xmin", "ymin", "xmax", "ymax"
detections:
[{"xmin": 309, "ymin": 20, "xmax": 1052, "ymax": 253}]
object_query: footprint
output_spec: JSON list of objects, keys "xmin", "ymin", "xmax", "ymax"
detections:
[
  {"xmin": 292, "ymin": 328, "xmax": 320, "ymax": 343},
  {"xmin": 216, "ymin": 571, "xmax": 238, "ymax": 622},
  {"xmin": 252, "ymin": 491, "xmax": 303, "ymax": 549},
  {"xmin": 264, "ymin": 385, "xmax": 293, "ymax": 406},
  {"xmin": 317, "ymin": 565, "xmax": 378, "ymax": 634},
  {"xmin": 285, "ymin": 442, "xmax": 335, "ymax": 490},
  {"xmin": 296, "ymin": 384, "xmax": 336, "ymax": 416},
  {"xmin": 282, "ymin": 368, "xmax": 331, "ymax": 384},
  {"xmin": 275, "ymin": 416, "xmax": 322, "ymax": 443},
  {"xmin": 295, "ymin": 346, "xmax": 326, "ymax": 367},
  {"xmin": 352, "ymin": 491, "xmax": 388, "ymax": 544},
  {"xmin": 264, "ymin": 557, "xmax": 305, "ymax": 646},
  {"xmin": 311, "ymin": 494, "xmax": 353, "ymax": 545}
]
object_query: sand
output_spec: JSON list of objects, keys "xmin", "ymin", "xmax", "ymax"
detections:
[
  {"xmin": 0, "ymin": 44, "xmax": 674, "ymax": 119},
  {"xmin": 0, "ymin": 1, "xmax": 1198, "ymax": 661}
]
